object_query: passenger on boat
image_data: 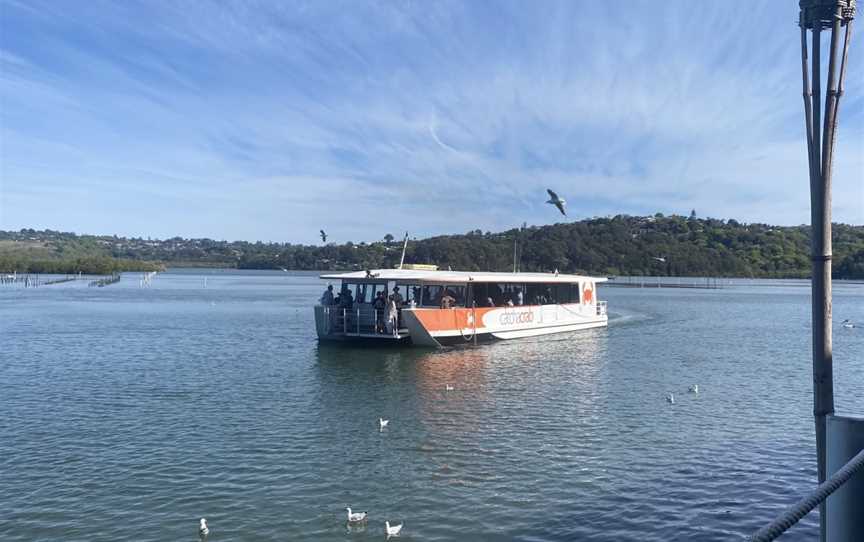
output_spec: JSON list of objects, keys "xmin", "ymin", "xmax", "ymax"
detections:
[
  {"xmin": 390, "ymin": 286, "xmax": 404, "ymax": 327},
  {"xmin": 440, "ymin": 290, "xmax": 456, "ymax": 309},
  {"xmin": 386, "ymin": 297, "xmax": 398, "ymax": 335},
  {"xmin": 320, "ymin": 284, "xmax": 334, "ymax": 305},
  {"xmin": 340, "ymin": 288, "xmax": 354, "ymax": 308},
  {"xmin": 515, "ymin": 288, "xmax": 524, "ymax": 305},
  {"xmin": 486, "ymin": 297, "xmax": 495, "ymax": 307},
  {"xmin": 390, "ymin": 286, "xmax": 404, "ymax": 308},
  {"xmin": 373, "ymin": 291, "xmax": 387, "ymax": 332}
]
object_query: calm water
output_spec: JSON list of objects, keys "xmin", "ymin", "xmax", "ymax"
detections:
[{"xmin": 2, "ymin": 270, "xmax": 863, "ymax": 541}]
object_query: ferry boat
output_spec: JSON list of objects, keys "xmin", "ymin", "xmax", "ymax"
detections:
[{"xmin": 314, "ymin": 268, "xmax": 607, "ymax": 347}]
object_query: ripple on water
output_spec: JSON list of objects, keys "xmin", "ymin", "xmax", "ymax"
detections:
[{"xmin": 1, "ymin": 274, "xmax": 861, "ymax": 541}]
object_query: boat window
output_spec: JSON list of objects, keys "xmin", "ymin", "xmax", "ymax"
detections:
[
  {"xmin": 470, "ymin": 283, "xmax": 491, "ymax": 307},
  {"xmin": 526, "ymin": 283, "xmax": 558, "ymax": 305},
  {"xmin": 342, "ymin": 282, "xmax": 382, "ymax": 304},
  {"xmin": 555, "ymin": 284, "xmax": 572, "ymax": 304},
  {"xmin": 404, "ymin": 284, "xmax": 421, "ymax": 306},
  {"xmin": 421, "ymin": 285, "xmax": 442, "ymax": 307},
  {"xmin": 570, "ymin": 283, "xmax": 581, "ymax": 303},
  {"xmin": 372, "ymin": 283, "xmax": 387, "ymax": 302},
  {"xmin": 488, "ymin": 283, "xmax": 521, "ymax": 306},
  {"xmin": 447, "ymin": 285, "xmax": 466, "ymax": 307},
  {"xmin": 419, "ymin": 285, "xmax": 466, "ymax": 307},
  {"xmin": 341, "ymin": 282, "xmax": 355, "ymax": 299}
]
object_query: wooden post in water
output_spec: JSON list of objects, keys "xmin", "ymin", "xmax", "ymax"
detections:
[{"xmin": 798, "ymin": 1, "xmax": 856, "ymax": 539}]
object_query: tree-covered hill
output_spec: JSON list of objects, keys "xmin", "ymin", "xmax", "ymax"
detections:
[{"xmin": 2, "ymin": 214, "xmax": 863, "ymax": 279}]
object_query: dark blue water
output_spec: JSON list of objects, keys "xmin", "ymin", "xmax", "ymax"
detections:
[{"xmin": 1, "ymin": 270, "xmax": 862, "ymax": 541}]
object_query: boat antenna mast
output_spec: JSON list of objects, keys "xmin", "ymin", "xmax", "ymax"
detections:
[
  {"xmin": 398, "ymin": 232, "xmax": 409, "ymax": 270},
  {"xmin": 513, "ymin": 222, "xmax": 527, "ymax": 273}
]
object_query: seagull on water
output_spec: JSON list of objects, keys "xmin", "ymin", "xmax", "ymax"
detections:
[
  {"xmin": 689, "ymin": 384, "xmax": 699, "ymax": 394},
  {"xmin": 379, "ymin": 418, "xmax": 389, "ymax": 430},
  {"xmin": 546, "ymin": 189, "xmax": 567, "ymax": 216},
  {"xmin": 199, "ymin": 518, "xmax": 209, "ymax": 537},
  {"xmin": 385, "ymin": 521, "xmax": 403, "ymax": 538},
  {"xmin": 666, "ymin": 393, "xmax": 675, "ymax": 404},
  {"xmin": 320, "ymin": 229, "xmax": 328, "ymax": 243},
  {"xmin": 346, "ymin": 507, "xmax": 367, "ymax": 523}
]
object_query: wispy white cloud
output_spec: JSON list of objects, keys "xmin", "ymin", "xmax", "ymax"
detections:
[{"xmin": 1, "ymin": 0, "xmax": 861, "ymax": 243}]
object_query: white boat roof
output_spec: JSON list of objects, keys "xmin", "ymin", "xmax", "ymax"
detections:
[{"xmin": 319, "ymin": 269, "xmax": 607, "ymax": 284}]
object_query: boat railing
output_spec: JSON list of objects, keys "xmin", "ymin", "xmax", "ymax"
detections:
[
  {"xmin": 596, "ymin": 301, "xmax": 607, "ymax": 316},
  {"xmin": 320, "ymin": 304, "xmax": 399, "ymax": 337}
]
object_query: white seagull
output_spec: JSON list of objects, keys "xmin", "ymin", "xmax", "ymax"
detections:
[
  {"xmin": 445, "ymin": 384, "xmax": 454, "ymax": 391},
  {"xmin": 652, "ymin": 256, "xmax": 667, "ymax": 263},
  {"xmin": 546, "ymin": 189, "xmax": 567, "ymax": 216},
  {"xmin": 688, "ymin": 384, "xmax": 699, "ymax": 394},
  {"xmin": 666, "ymin": 393, "xmax": 675, "ymax": 404},
  {"xmin": 346, "ymin": 507, "xmax": 367, "ymax": 523},
  {"xmin": 841, "ymin": 319, "xmax": 855, "ymax": 329},
  {"xmin": 385, "ymin": 521, "xmax": 403, "ymax": 538},
  {"xmin": 199, "ymin": 518, "xmax": 209, "ymax": 537},
  {"xmin": 379, "ymin": 418, "xmax": 389, "ymax": 430}
]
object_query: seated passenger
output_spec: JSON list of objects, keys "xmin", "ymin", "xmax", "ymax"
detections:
[{"xmin": 486, "ymin": 297, "xmax": 495, "ymax": 307}]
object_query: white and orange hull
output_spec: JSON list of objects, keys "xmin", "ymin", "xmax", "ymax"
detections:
[{"xmin": 401, "ymin": 303, "xmax": 607, "ymax": 347}]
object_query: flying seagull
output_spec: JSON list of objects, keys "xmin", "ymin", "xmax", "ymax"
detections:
[
  {"xmin": 688, "ymin": 384, "xmax": 699, "ymax": 394},
  {"xmin": 320, "ymin": 230, "xmax": 327, "ymax": 243},
  {"xmin": 841, "ymin": 319, "xmax": 855, "ymax": 329},
  {"xmin": 199, "ymin": 518, "xmax": 209, "ymax": 537},
  {"xmin": 379, "ymin": 418, "xmax": 389, "ymax": 430},
  {"xmin": 546, "ymin": 189, "xmax": 566, "ymax": 216},
  {"xmin": 385, "ymin": 521, "xmax": 403, "ymax": 538},
  {"xmin": 666, "ymin": 393, "xmax": 675, "ymax": 404},
  {"xmin": 346, "ymin": 507, "xmax": 367, "ymax": 523},
  {"xmin": 652, "ymin": 257, "xmax": 667, "ymax": 263}
]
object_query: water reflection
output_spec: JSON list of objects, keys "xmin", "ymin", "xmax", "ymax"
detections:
[{"xmin": 311, "ymin": 330, "xmax": 611, "ymax": 493}]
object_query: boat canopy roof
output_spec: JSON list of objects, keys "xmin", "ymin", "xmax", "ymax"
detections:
[{"xmin": 319, "ymin": 269, "xmax": 607, "ymax": 284}]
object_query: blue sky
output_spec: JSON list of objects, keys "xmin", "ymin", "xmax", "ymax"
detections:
[{"xmin": 1, "ymin": 0, "xmax": 862, "ymax": 244}]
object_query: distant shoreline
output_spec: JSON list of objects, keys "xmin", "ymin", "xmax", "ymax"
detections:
[{"xmin": 3, "ymin": 215, "xmax": 863, "ymax": 279}]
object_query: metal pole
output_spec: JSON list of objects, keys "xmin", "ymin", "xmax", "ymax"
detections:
[
  {"xmin": 801, "ymin": 26, "xmax": 817, "ymax": 191},
  {"xmin": 808, "ymin": 24, "xmax": 833, "ymax": 542},
  {"xmin": 799, "ymin": 2, "xmax": 856, "ymax": 538}
]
